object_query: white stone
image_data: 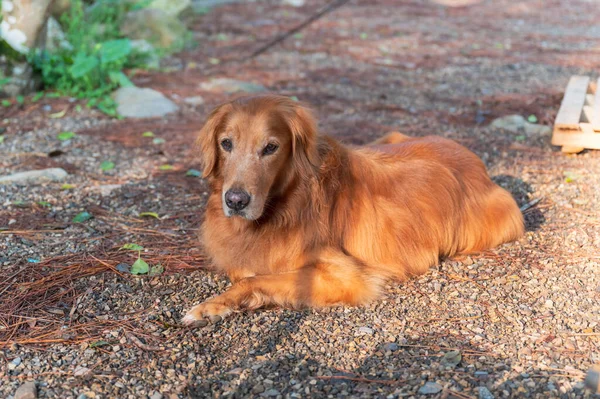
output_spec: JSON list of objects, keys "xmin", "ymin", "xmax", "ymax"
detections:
[{"xmin": 0, "ymin": 168, "xmax": 68, "ymax": 185}]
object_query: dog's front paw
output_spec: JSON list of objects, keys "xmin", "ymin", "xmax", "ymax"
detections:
[{"xmin": 182, "ymin": 301, "xmax": 233, "ymax": 328}]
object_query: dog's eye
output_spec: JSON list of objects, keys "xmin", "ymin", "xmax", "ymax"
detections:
[
  {"xmin": 221, "ymin": 139, "xmax": 233, "ymax": 152},
  {"xmin": 262, "ymin": 143, "xmax": 279, "ymax": 156}
]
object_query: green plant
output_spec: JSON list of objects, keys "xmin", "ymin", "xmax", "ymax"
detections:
[{"xmin": 27, "ymin": 0, "xmax": 168, "ymax": 117}]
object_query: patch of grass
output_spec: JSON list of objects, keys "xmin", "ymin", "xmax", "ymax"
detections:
[{"xmin": 27, "ymin": 0, "xmax": 184, "ymax": 117}]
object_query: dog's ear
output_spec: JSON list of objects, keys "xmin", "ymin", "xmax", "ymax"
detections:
[
  {"xmin": 196, "ymin": 103, "xmax": 233, "ymax": 178},
  {"xmin": 286, "ymin": 102, "xmax": 319, "ymax": 170}
]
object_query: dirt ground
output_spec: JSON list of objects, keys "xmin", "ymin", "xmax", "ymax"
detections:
[{"xmin": 1, "ymin": 0, "xmax": 600, "ymax": 398}]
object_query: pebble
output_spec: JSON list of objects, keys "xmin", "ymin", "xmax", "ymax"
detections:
[
  {"xmin": 149, "ymin": 393, "xmax": 163, "ymax": 399},
  {"xmin": 418, "ymin": 382, "xmax": 442, "ymax": 395},
  {"xmin": 183, "ymin": 96, "xmax": 205, "ymax": 105},
  {"xmin": 382, "ymin": 342, "xmax": 399, "ymax": 351},
  {"xmin": 478, "ymin": 386, "xmax": 494, "ymax": 399},
  {"xmin": 474, "ymin": 371, "xmax": 489, "ymax": 379},
  {"xmin": 356, "ymin": 326, "xmax": 373, "ymax": 335},
  {"xmin": 441, "ymin": 350, "xmax": 462, "ymax": 368},
  {"xmin": 0, "ymin": 168, "xmax": 68, "ymax": 185},
  {"xmin": 263, "ymin": 388, "xmax": 280, "ymax": 397},
  {"xmin": 14, "ymin": 382, "xmax": 37, "ymax": 399}
]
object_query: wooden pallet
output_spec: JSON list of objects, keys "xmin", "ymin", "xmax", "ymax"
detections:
[{"xmin": 551, "ymin": 75, "xmax": 600, "ymax": 153}]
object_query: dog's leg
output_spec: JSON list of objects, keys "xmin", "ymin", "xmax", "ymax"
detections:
[
  {"xmin": 368, "ymin": 131, "xmax": 411, "ymax": 146},
  {"xmin": 182, "ymin": 249, "xmax": 382, "ymax": 326}
]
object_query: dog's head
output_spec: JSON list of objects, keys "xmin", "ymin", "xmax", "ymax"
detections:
[{"xmin": 196, "ymin": 95, "xmax": 319, "ymax": 220}]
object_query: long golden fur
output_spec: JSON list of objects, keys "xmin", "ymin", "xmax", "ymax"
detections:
[{"xmin": 182, "ymin": 95, "xmax": 524, "ymax": 325}]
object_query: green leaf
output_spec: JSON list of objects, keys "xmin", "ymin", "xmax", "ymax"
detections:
[
  {"xmin": 142, "ymin": 131, "xmax": 154, "ymax": 137},
  {"xmin": 16, "ymin": 95, "xmax": 24, "ymax": 105},
  {"xmin": 1, "ymin": 99, "xmax": 11, "ymax": 107},
  {"xmin": 209, "ymin": 58, "xmax": 220, "ymax": 65},
  {"xmin": 290, "ymin": 96, "xmax": 299, "ymax": 102},
  {"xmin": 0, "ymin": 135, "xmax": 4, "ymax": 144},
  {"xmin": 186, "ymin": 169, "xmax": 202, "ymax": 177},
  {"xmin": 149, "ymin": 264, "xmax": 164, "ymax": 276},
  {"xmin": 61, "ymin": 183, "xmax": 75, "ymax": 190},
  {"xmin": 527, "ymin": 114, "xmax": 538, "ymax": 123},
  {"xmin": 50, "ymin": 108, "xmax": 68, "ymax": 119},
  {"xmin": 99, "ymin": 39, "xmax": 131, "ymax": 64},
  {"xmin": 73, "ymin": 211, "xmax": 93, "ymax": 223},
  {"xmin": 360, "ymin": 32, "xmax": 368, "ymax": 39},
  {"xmin": 45, "ymin": 92, "xmax": 60, "ymax": 98},
  {"xmin": 159, "ymin": 164, "xmax": 174, "ymax": 171},
  {"xmin": 120, "ymin": 243, "xmax": 144, "ymax": 251},
  {"xmin": 75, "ymin": 104, "xmax": 82, "ymax": 113},
  {"xmin": 131, "ymin": 258, "xmax": 149, "ymax": 275},
  {"xmin": 57, "ymin": 131, "xmax": 76, "ymax": 141},
  {"xmin": 108, "ymin": 71, "xmax": 134, "ymax": 88},
  {"xmin": 216, "ymin": 33, "xmax": 228, "ymax": 41},
  {"xmin": 69, "ymin": 54, "xmax": 99, "ymax": 78},
  {"xmin": 37, "ymin": 201, "xmax": 52, "ymax": 208},
  {"xmin": 32, "ymin": 92, "xmax": 44, "ymax": 102},
  {"xmin": 12, "ymin": 200, "xmax": 30, "ymax": 208},
  {"xmin": 139, "ymin": 212, "xmax": 159, "ymax": 219},
  {"xmin": 100, "ymin": 160, "xmax": 115, "ymax": 171},
  {"xmin": 293, "ymin": 33, "xmax": 303, "ymax": 39},
  {"xmin": 89, "ymin": 340, "xmax": 110, "ymax": 348},
  {"xmin": 515, "ymin": 135, "xmax": 526, "ymax": 141}
]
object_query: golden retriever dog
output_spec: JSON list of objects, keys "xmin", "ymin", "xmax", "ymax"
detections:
[{"xmin": 182, "ymin": 95, "xmax": 524, "ymax": 326}]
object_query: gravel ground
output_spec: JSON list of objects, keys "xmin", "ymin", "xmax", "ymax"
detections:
[{"xmin": 1, "ymin": 0, "xmax": 600, "ymax": 398}]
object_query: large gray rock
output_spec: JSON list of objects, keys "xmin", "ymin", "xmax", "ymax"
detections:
[
  {"xmin": 14, "ymin": 381, "xmax": 37, "ymax": 399},
  {"xmin": 120, "ymin": 9, "xmax": 187, "ymax": 49},
  {"xmin": 199, "ymin": 78, "xmax": 267, "ymax": 94},
  {"xmin": 0, "ymin": 168, "xmax": 68, "ymax": 185},
  {"xmin": 112, "ymin": 87, "xmax": 179, "ymax": 118}
]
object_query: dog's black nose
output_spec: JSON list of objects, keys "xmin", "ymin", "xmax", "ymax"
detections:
[{"xmin": 225, "ymin": 189, "xmax": 251, "ymax": 211}]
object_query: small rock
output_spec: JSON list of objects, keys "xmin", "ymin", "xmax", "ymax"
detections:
[
  {"xmin": 356, "ymin": 326, "xmax": 373, "ymax": 335},
  {"xmin": 382, "ymin": 342, "xmax": 399, "ymax": 351},
  {"xmin": 478, "ymin": 386, "xmax": 494, "ymax": 399},
  {"xmin": 474, "ymin": 371, "xmax": 489, "ymax": 380},
  {"xmin": 77, "ymin": 394, "xmax": 88, "ymax": 399},
  {"xmin": 0, "ymin": 168, "xmax": 68, "ymax": 185},
  {"xmin": 252, "ymin": 384, "xmax": 265, "ymax": 394},
  {"xmin": 91, "ymin": 184, "xmax": 122, "ymax": 197},
  {"xmin": 149, "ymin": 392, "xmax": 163, "ymax": 399},
  {"xmin": 263, "ymin": 388, "xmax": 280, "ymax": 397},
  {"xmin": 524, "ymin": 123, "xmax": 551, "ymax": 136},
  {"xmin": 74, "ymin": 365, "xmax": 91, "ymax": 377},
  {"xmin": 112, "ymin": 87, "xmax": 179, "ymax": 118},
  {"xmin": 283, "ymin": 0, "xmax": 305, "ymax": 6},
  {"xmin": 544, "ymin": 299, "xmax": 554, "ymax": 308},
  {"xmin": 418, "ymin": 382, "xmax": 442, "ymax": 395},
  {"xmin": 14, "ymin": 381, "xmax": 37, "ymax": 399},
  {"xmin": 490, "ymin": 114, "xmax": 551, "ymax": 136},
  {"xmin": 441, "ymin": 350, "xmax": 462, "ymax": 368},
  {"xmin": 199, "ymin": 78, "xmax": 266, "ymax": 94},
  {"xmin": 490, "ymin": 115, "xmax": 526, "ymax": 132},
  {"xmin": 184, "ymin": 96, "xmax": 205, "ymax": 106}
]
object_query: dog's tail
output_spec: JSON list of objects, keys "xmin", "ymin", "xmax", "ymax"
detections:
[{"xmin": 368, "ymin": 131, "xmax": 412, "ymax": 146}]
